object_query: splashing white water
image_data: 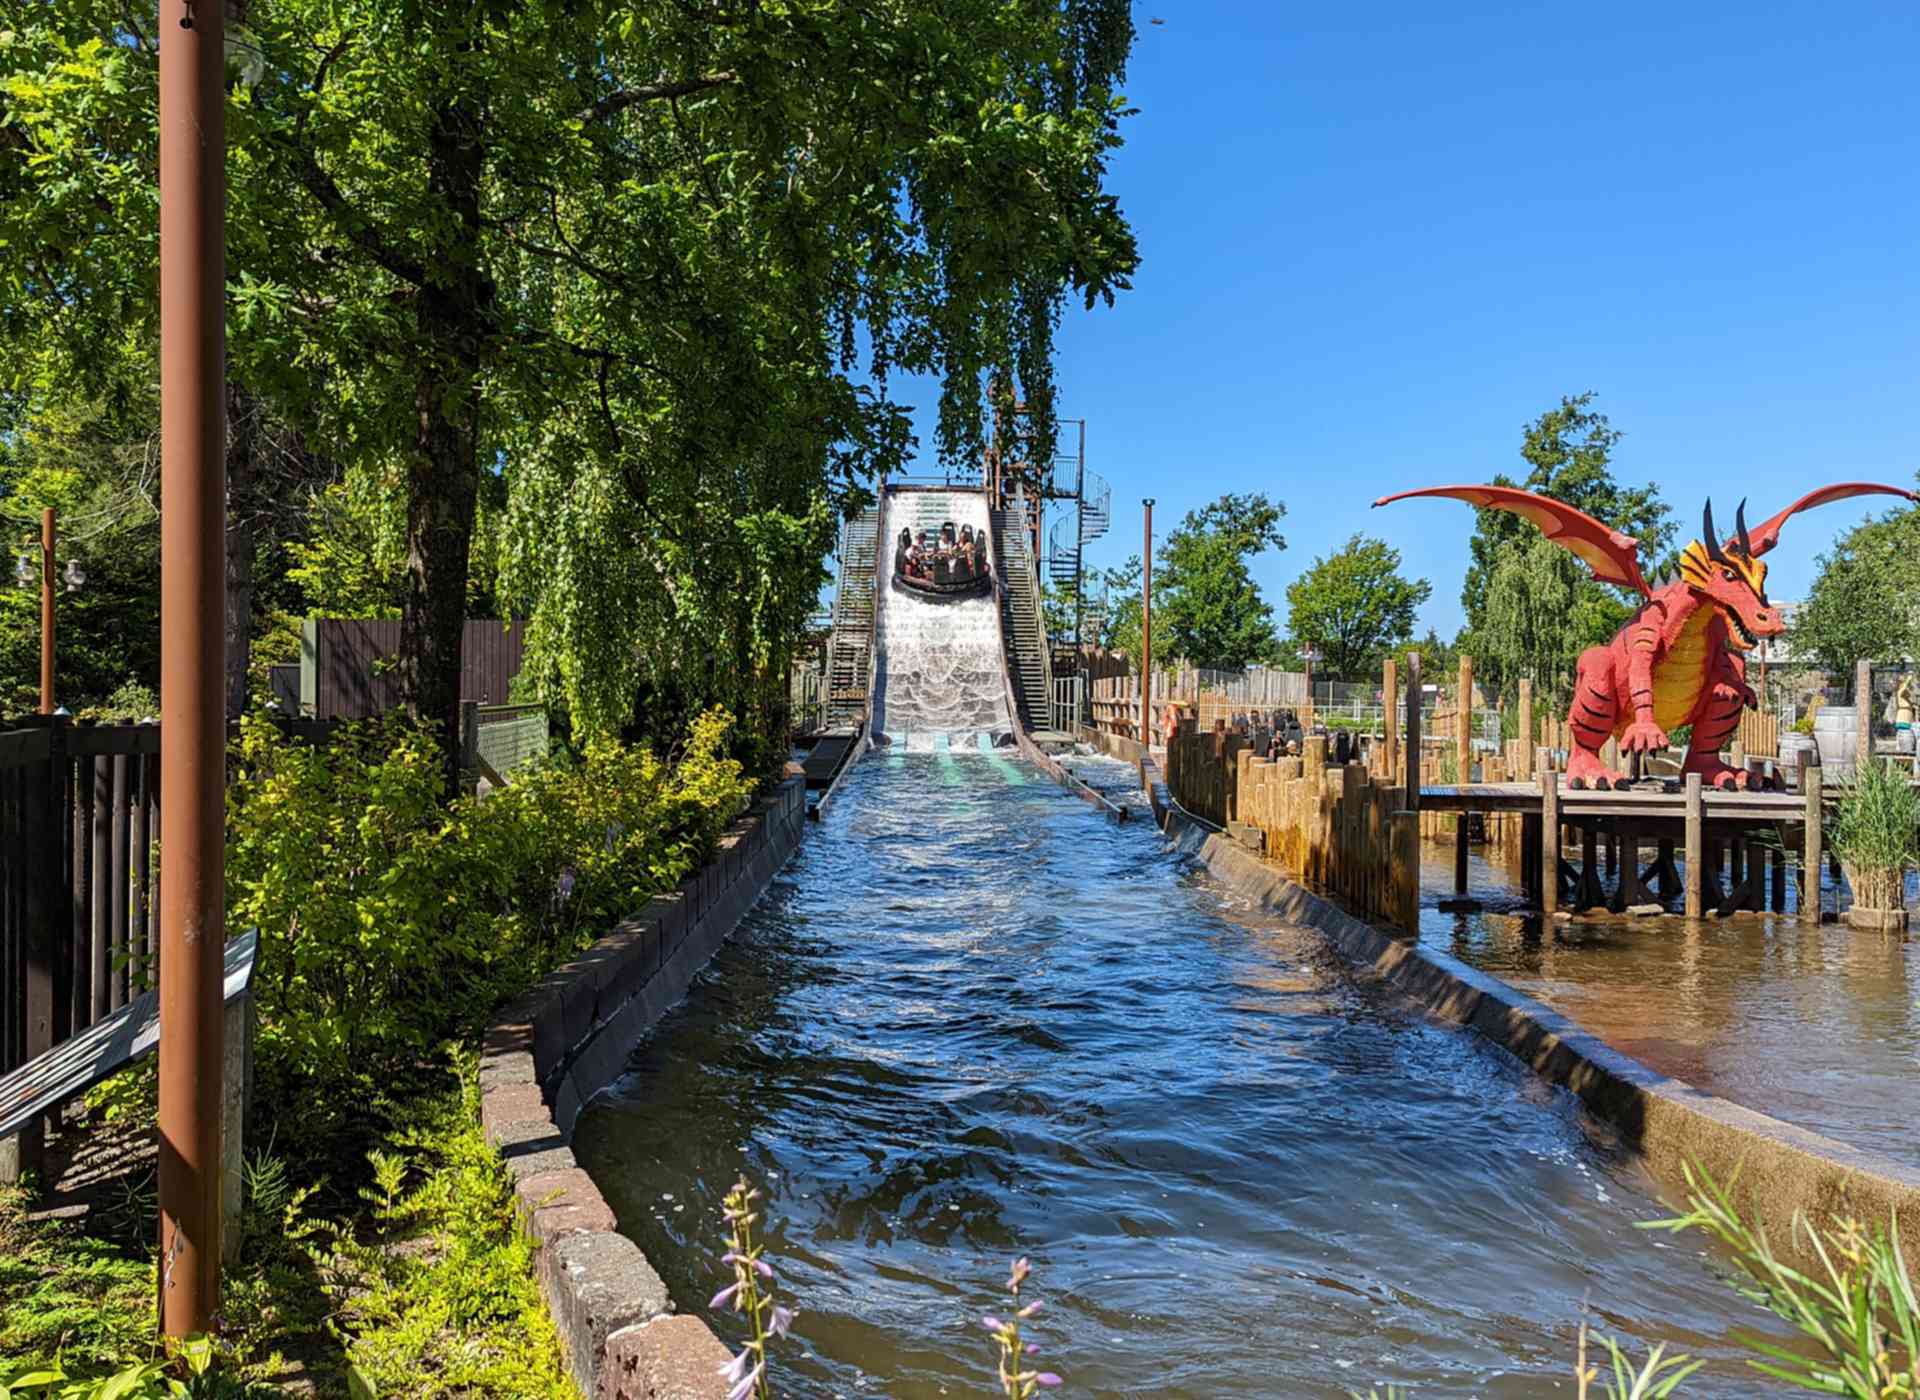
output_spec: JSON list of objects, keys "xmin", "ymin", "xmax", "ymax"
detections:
[{"xmin": 870, "ymin": 490, "xmax": 1014, "ymax": 752}]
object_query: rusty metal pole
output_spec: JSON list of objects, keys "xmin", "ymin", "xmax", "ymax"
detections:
[
  {"xmin": 1140, "ymin": 499, "xmax": 1154, "ymax": 750},
  {"xmin": 158, "ymin": 0, "xmax": 227, "ymax": 1336},
  {"xmin": 39, "ymin": 509, "xmax": 55, "ymax": 713}
]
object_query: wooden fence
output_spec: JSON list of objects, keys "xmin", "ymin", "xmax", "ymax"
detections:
[
  {"xmin": 300, "ymin": 618, "xmax": 527, "ymax": 719},
  {"xmin": 1089, "ymin": 667, "xmax": 1314, "ymax": 743},
  {"xmin": 1166, "ymin": 726, "xmax": 1419, "ymax": 931},
  {"xmin": 0, "ymin": 702, "xmax": 559, "ymax": 1085},
  {"xmin": 1, "ymin": 721, "xmax": 162, "ymax": 1081}
]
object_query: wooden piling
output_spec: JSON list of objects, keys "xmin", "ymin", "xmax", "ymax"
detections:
[
  {"xmin": 1454, "ymin": 813, "xmax": 1469, "ymax": 894},
  {"xmin": 1539, "ymin": 757, "xmax": 1559, "ymax": 915},
  {"xmin": 1517, "ymin": 679, "xmax": 1533, "ymax": 780},
  {"xmin": 1579, "ymin": 823, "xmax": 1601, "ymax": 909},
  {"xmin": 1383, "ymin": 658, "xmax": 1400, "ymax": 786},
  {"xmin": 1801, "ymin": 750, "xmax": 1823, "ymax": 925},
  {"xmin": 1683, "ymin": 773, "xmax": 1704, "ymax": 919},
  {"xmin": 1392, "ymin": 809, "xmax": 1418, "ymax": 933},
  {"xmin": 1856, "ymin": 658, "xmax": 1872, "ymax": 777},
  {"xmin": 1404, "ymin": 653, "xmax": 1422, "ymax": 815},
  {"xmin": 1456, "ymin": 656, "xmax": 1474, "ymax": 782}
]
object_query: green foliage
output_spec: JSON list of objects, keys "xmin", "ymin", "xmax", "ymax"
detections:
[
  {"xmin": 282, "ymin": 471, "xmax": 408, "ymax": 622},
  {"xmin": 1462, "ymin": 394, "xmax": 1674, "ymax": 705},
  {"xmin": 1790, "ymin": 487, "xmax": 1920, "ymax": 674},
  {"xmin": 4, "ymin": 1062, "xmax": 571, "ymax": 1398},
  {"xmin": 1645, "ymin": 1163, "xmax": 1917, "ymax": 1396},
  {"xmin": 1574, "ymin": 1329, "xmax": 1706, "ymax": 1398},
  {"xmin": 1285, "ymin": 534, "xmax": 1431, "ymax": 681},
  {"xmin": 1149, "ymin": 494, "xmax": 1288, "ymax": 669},
  {"xmin": 3, "ymin": 0, "xmax": 1140, "ymax": 761},
  {"xmin": 226, "ymin": 707, "xmax": 752, "ymax": 1151},
  {"xmin": 75, "ymin": 682, "xmax": 158, "ymax": 725},
  {"xmin": 0, "ymin": 390, "xmax": 161, "ymax": 716},
  {"xmin": 1092, "ymin": 555, "xmax": 1146, "ymax": 663},
  {"xmin": 0, "ymin": 1186, "xmax": 152, "ymax": 1371},
  {"xmin": 1827, "ymin": 758, "xmax": 1920, "ymax": 873},
  {"xmin": 301, "ymin": 1068, "xmax": 574, "ymax": 1400},
  {"xmin": 0, "ymin": 1335, "xmax": 231, "ymax": 1400}
]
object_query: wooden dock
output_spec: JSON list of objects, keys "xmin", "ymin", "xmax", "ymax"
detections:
[
  {"xmin": 1419, "ymin": 782, "xmax": 1806, "ymax": 822},
  {"xmin": 1421, "ymin": 767, "xmax": 1829, "ymax": 922}
]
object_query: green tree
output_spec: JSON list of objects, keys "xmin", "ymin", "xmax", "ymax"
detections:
[
  {"xmin": 3, "ymin": 1, "xmax": 1142, "ymax": 776},
  {"xmin": 1150, "ymin": 493, "xmax": 1287, "ymax": 670},
  {"xmin": 1791, "ymin": 491, "xmax": 1920, "ymax": 674},
  {"xmin": 1402, "ymin": 626, "xmax": 1459, "ymax": 678},
  {"xmin": 1284, "ymin": 534, "xmax": 1431, "ymax": 681},
  {"xmin": 1463, "ymin": 394, "xmax": 1673, "ymax": 702},
  {"xmin": 0, "ymin": 388, "xmax": 163, "ymax": 714}
]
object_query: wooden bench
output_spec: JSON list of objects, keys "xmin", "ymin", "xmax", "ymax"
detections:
[{"xmin": 0, "ymin": 931, "xmax": 256, "ymax": 1263}]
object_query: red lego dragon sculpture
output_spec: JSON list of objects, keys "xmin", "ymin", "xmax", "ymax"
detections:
[{"xmin": 1375, "ymin": 482, "xmax": 1919, "ymax": 790}]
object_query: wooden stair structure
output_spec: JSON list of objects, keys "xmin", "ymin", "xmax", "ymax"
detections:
[
  {"xmin": 822, "ymin": 508, "xmax": 879, "ymax": 732},
  {"xmin": 989, "ymin": 501, "xmax": 1055, "ymax": 736}
]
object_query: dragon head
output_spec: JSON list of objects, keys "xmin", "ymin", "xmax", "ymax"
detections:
[{"xmin": 1677, "ymin": 499, "xmax": 1783, "ymax": 651}]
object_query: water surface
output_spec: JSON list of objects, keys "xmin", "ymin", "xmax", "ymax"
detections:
[
  {"xmin": 576, "ymin": 755, "xmax": 1790, "ymax": 1397},
  {"xmin": 1419, "ymin": 843, "xmax": 1920, "ymax": 1169}
]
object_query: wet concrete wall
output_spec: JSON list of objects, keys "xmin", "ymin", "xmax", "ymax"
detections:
[{"xmin": 1155, "ymin": 784, "xmax": 1920, "ymax": 1276}]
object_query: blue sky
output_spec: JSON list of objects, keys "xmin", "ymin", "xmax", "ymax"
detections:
[{"xmin": 889, "ymin": 1, "xmax": 1919, "ymax": 637}]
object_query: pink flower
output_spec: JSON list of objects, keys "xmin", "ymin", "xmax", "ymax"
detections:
[{"xmin": 710, "ymin": 1283, "xmax": 741, "ymax": 1311}]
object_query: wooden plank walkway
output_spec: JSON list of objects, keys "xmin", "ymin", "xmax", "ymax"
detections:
[{"xmin": 1419, "ymin": 782, "xmax": 1807, "ymax": 822}]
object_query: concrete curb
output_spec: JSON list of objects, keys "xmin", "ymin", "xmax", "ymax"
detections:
[
  {"xmin": 1156, "ymin": 794, "xmax": 1920, "ymax": 1271},
  {"xmin": 480, "ymin": 776, "xmax": 807, "ymax": 1399}
]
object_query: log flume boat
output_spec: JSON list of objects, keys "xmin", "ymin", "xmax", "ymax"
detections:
[{"xmin": 892, "ymin": 560, "xmax": 993, "ymax": 599}]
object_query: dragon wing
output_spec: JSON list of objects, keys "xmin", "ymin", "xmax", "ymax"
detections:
[
  {"xmin": 1373, "ymin": 484, "xmax": 1651, "ymax": 598},
  {"xmin": 1742, "ymin": 482, "xmax": 1919, "ymax": 557}
]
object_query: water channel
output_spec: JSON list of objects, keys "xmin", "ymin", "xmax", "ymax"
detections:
[{"xmin": 575, "ymin": 755, "xmax": 1791, "ymax": 1397}]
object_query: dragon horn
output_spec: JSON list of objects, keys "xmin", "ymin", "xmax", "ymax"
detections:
[
  {"xmin": 1734, "ymin": 499, "xmax": 1753, "ymax": 556},
  {"xmin": 1702, "ymin": 500, "xmax": 1728, "ymax": 563}
]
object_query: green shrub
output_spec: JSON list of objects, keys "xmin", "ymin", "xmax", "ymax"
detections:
[
  {"xmin": 0, "ymin": 1185, "xmax": 151, "ymax": 1369},
  {"xmin": 1643, "ymin": 1164, "xmax": 1917, "ymax": 1396},
  {"xmin": 226, "ymin": 706, "xmax": 754, "ymax": 1155},
  {"xmin": 1828, "ymin": 757, "xmax": 1920, "ymax": 874}
]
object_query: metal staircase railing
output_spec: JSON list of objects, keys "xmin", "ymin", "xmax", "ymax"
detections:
[
  {"xmin": 990, "ymin": 500, "xmax": 1054, "ymax": 733},
  {"xmin": 823, "ymin": 509, "xmax": 879, "ymax": 729},
  {"xmin": 1081, "ymin": 469, "xmax": 1111, "ymax": 542}
]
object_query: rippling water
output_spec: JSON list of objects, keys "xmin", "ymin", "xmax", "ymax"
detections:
[
  {"xmin": 1419, "ymin": 844, "xmax": 1920, "ymax": 1170},
  {"xmin": 575, "ymin": 755, "xmax": 1789, "ymax": 1397}
]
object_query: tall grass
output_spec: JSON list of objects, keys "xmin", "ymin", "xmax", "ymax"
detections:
[{"xmin": 1828, "ymin": 758, "xmax": 1920, "ymax": 873}]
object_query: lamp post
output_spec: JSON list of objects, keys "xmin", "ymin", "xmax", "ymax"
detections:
[
  {"xmin": 15, "ymin": 509, "xmax": 85, "ymax": 713},
  {"xmin": 158, "ymin": 0, "xmax": 227, "ymax": 1335},
  {"xmin": 39, "ymin": 510, "xmax": 54, "ymax": 713},
  {"xmin": 1140, "ymin": 499, "xmax": 1154, "ymax": 749},
  {"xmin": 1299, "ymin": 642, "xmax": 1318, "ymax": 729}
]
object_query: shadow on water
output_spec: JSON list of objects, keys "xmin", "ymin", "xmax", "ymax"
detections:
[{"xmin": 575, "ymin": 755, "xmax": 1799, "ymax": 1398}]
